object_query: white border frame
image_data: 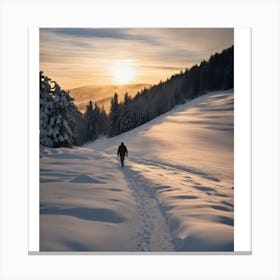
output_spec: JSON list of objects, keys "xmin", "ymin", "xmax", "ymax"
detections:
[
  {"xmin": 1, "ymin": 0, "xmax": 279, "ymax": 279},
  {"xmin": 28, "ymin": 28, "xmax": 251, "ymax": 254}
]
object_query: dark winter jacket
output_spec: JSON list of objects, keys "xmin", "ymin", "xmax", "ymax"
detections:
[{"xmin": 117, "ymin": 143, "xmax": 128, "ymax": 157}]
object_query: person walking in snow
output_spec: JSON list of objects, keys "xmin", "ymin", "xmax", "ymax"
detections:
[{"xmin": 117, "ymin": 142, "xmax": 128, "ymax": 168}]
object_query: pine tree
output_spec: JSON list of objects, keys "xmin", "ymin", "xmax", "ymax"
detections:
[
  {"xmin": 40, "ymin": 72, "xmax": 80, "ymax": 147},
  {"xmin": 84, "ymin": 100, "xmax": 95, "ymax": 140},
  {"xmin": 109, "ymin": 93, "xmax": 120, "ymax": 137},
  {"xmin": 92, "ymin": 102, "xmax": 101, "ymax": 138},
  {"xmin": 40, "ymin": 72, "xmax": 54, "ymax": 147},
  {"xmin": 99, "ymin": 106, "xmax": 109, "ymax": 135},
  {"xmin": 120, "ymin": 93, "xmax": 133, "ymax": 133}
]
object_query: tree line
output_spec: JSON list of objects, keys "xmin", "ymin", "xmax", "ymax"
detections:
[
  {"xmin": 40, "ymin": 45, "xmax": 233, "ymax": 147},
  {"xmin": 40, "ymin": 72, "xmax": 108, "ymax": 147}
]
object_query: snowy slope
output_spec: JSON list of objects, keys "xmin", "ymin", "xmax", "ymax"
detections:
[{"xmin": 40, "ymin": 89, "xmax": 234, "ymax": 251}]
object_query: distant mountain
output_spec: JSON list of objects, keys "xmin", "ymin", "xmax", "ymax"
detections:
[{"xmin": 69, "ymin": 84, "xmax": 151, "ymax": 113}]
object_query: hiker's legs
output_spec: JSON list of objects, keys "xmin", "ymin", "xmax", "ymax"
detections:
[{"xmin": 120, "ymin": 156, "xmax": 124, "ymax": 167}]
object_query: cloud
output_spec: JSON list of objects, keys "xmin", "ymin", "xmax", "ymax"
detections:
[
  {"xmin": 48, "ymin": 28, "xmax": 129, "ymax": 39},
  {"xmin": 40, "ymin": 28, "xmax": 233, "ymax": 89},
  {"xmin": 139, "ymin": 65, "xmax": 185, "ymax": 71}
]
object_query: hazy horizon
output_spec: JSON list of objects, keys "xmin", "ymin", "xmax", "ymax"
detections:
[{"xmin": 40, "ymin": 28, "xmax": 233, "ymax": 90}]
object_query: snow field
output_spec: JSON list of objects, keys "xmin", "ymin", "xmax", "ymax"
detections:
[
  {"xmin": 40, "ymin": 147, "xmax": 138, "ymax": 251},
  {"xmin": 40, "ymin": 89, "xmax": 234, "ymax": 251}
]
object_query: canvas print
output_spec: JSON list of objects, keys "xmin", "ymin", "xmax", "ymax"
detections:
[{"xmin": 39, "ymin": 28, "xmax": 234, "ymax": 252}]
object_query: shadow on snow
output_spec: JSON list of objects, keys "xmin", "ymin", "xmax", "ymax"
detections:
[{"xmin": 40, "ymin": 206, "xmax": 125, "ymax": 223}]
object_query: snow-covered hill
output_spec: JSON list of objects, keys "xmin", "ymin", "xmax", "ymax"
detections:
[
  {"xmin": 40, "ymin": 89, "xmax": 234, "ymax": 251},
  {"xmin": 69, "ymin": 83, "xmax": 150, "ymax": 112}
]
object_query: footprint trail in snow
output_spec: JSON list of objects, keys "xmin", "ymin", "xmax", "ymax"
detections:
[{"xmin": 123, "ymin": 165, "xmax": 174, "ymax": 251}]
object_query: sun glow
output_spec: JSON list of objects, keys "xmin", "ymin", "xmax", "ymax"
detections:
[{"xmin": 112, "ymin": 60, "xmax": 136, "ymax": 85}]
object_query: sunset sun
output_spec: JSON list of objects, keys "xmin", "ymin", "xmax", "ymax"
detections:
[{"xmin": 112, "ymin": 60, "xmax": 136, "ymax": 85}]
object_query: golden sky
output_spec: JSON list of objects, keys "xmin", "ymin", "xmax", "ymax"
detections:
[{"xmin": 40, "ymin": 28, "xmax": 233, "ymax": 90}]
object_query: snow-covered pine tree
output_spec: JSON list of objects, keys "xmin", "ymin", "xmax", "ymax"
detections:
[
  {"xmin": 121, "ymin": 111, "xmax": 133, "ymax": 133},
  {"xmin": 120, "ymin": 93, "xmax": 133, "ymax": 133},
  {"xmin": 40, "ymin": 72, "xmax": 80, "ymax": 148},
  {"xmin": 84, "ymin": 100, "xmax": 109, "ymax": 140},
  {"xmin": 137, "ymin": 111, "xmax": 145, "ymax": 126},
  {"xmin": 40, "ymin": 72, "xmax": 54, "ymax": 147}
]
